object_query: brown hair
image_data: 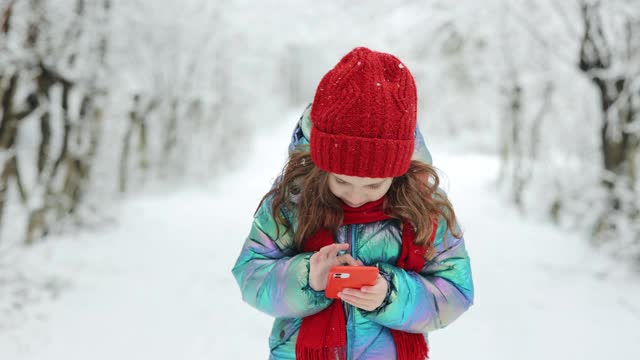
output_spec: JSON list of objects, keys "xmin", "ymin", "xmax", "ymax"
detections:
[{"xmin": 256, "ymin": 151, "xmax": 462, "ymax": 260}]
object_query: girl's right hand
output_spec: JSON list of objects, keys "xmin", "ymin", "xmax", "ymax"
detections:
[{"xmin": 309, "ymin": 243, "xmax": 362, "ymax": 291}]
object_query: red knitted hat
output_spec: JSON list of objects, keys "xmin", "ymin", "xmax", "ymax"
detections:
[{"xmin": 310, "ymin": 47, "xmax": 417, "ymax": 178}]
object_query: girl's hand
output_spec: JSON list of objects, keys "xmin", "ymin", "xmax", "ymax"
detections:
[
  {"xmin": 337, "ymin": 274, "xmax": 388, "ymax": 311},
  {"xmin": 309, "ymin": 243, "xmax": 360, "ymax": 291}
]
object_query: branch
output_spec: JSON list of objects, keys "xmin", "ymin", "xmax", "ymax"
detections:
[
  {"xmin": 548, "ymin": 0, "xmax": 582, "ymax": 40},
  {"xmin": 504, "ymin": 3, "xmax": 577, "ymax": 70},
  {"xmin": 1, "ymin": 0, "xmax": 16, "ymax": 34}
]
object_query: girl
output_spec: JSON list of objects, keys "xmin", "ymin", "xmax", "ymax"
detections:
[{"xmin": 232, "ymin": 47, "xmax": 474, "ymax": 360}]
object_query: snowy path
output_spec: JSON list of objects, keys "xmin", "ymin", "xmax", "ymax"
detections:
[{"xmin": 1, "ymin": 113, "xmax": 639, "ymax": 359}]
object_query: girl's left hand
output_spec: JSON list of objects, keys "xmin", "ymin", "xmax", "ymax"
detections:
[{"xmin": 338, "ymin": 274, "xmax": 388, "ymax": 311}]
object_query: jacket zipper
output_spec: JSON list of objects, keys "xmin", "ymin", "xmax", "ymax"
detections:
[{"xmin": 347, "ymin": 224, "xmax": 357, "ymax": 360}]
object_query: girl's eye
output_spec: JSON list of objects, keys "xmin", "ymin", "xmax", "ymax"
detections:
[
  {"xmin": 368, "ymin": 185, "xmax": 380, "ymax": 189},
  {"xmin": 336, "ymin": 178, "xmax": 347, "ymax": 185}
]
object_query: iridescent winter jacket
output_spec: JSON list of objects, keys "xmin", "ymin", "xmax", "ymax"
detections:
[{"xmin": 232, "ymin": 105, "xmax": 474, "ymax": 360}]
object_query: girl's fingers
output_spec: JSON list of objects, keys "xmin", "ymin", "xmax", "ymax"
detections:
[
  {"xmin": 317, "ymin": 244, "xmax": 331, "ymax": 257},
  {"xmin": 317, "ymin": 245, "xmax": 332, "ymax": 258},
  {"xmin": 338, "ymin": 294, "xmax": 375, "ymax": 310},
  {"xmin": 335, "ymin": 254, "xmax": 360, "ymax": 266},
  {"xmin": 340, "ymin": 288, "xmax": 376, "ymax": 301},
  {"xmin": 321, "ymin": 243, "xmax": 349, "ymax": 259},
  {"xmin": 328, "ymin": 243, "xmax": 349, "ymax": 258},
  {"xmin": 316, "ymin": 244, "xmax": 361, "ymax": 268}
]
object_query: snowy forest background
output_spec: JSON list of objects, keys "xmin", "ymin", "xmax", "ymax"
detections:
[
  {"xmin": 1, "ymin": 0, "xmax": 639, "ymax": 358},
  {"xmin": 3, "ymin": 0, "xmax": 638, "ymax": 264}
]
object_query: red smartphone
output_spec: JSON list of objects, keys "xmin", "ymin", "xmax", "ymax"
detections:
[{"xmin": 325, "ymin": 266, "xmax": 379, "ymax": 299}]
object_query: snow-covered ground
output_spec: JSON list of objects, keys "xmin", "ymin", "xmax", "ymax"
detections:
[{"xmin": 1, "ymin": 110, "xmax": 639, "ymax": 359}]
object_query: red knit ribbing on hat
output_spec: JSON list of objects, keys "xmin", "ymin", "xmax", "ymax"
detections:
[{"xmin": 310, "ymin": 47, "xmax": 417, "ymax": 178}]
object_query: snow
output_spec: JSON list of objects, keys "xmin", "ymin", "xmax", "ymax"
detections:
[{"xmin": 1, "ymin": 109, "xmax": 639, "ymax": 359}]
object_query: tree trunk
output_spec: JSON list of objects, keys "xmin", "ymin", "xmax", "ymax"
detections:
[{"xmin": 578, "ymin": 1, "xmax": 640, "ymax": 244}]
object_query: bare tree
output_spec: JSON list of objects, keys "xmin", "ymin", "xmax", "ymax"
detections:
[
  {"xmin": 577, "ymin": 1, "xmax": 640, "ymax": 244},
  {"xmin": 495, "ymin": 0, "xmax": 640, "ymax": 259}
]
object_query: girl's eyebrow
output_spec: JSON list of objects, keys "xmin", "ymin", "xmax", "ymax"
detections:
[{"xmin": 334, "ymin": 176, "xmax": 385, "ymax": 186}]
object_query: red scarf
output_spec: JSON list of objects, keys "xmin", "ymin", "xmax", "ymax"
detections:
[{"xmin": 295, "ymin": 197, "xmax": 437, "ymax": 360}]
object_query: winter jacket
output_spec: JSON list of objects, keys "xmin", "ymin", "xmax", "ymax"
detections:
[{"xmin": 232, "ymin": 104, "xmax": 474, "ymax": 359}]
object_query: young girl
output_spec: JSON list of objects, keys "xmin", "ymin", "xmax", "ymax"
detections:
[{"xmin": 232, "ymin": 47, "xmax": 474, "ymax": 360}]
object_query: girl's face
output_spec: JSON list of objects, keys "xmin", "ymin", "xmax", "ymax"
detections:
[{"xmin": 328, "ymin": 173, "xmax": 393, "ymax": 208}]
